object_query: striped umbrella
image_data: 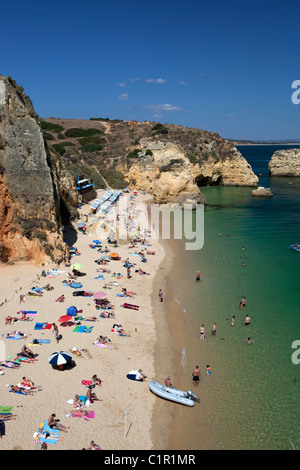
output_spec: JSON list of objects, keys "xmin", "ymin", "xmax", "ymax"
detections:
[{"xmin": 48, "ymin": 351, "xmax": 72, "ymax": 365}]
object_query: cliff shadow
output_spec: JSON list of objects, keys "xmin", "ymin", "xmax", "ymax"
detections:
[{"xmin": 63, "ymin": 223, "xmax": 78, "ymax": 247}]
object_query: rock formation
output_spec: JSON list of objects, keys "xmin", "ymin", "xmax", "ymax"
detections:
[
  {"xmin": 252, "ymin": 186, "xmax": 273, "ymax": 197},
  {"xmin": 268, "ymin": 148, "xmax": 300, "ymax": 176},
  {"xmin": 0, "ymin": 76, "xmax": 77, "ymax": 264},
  {"xmin": 121, "ymin": 138, "xmax": 258, "ymax": 203},
  {"xmin": 41, "ymin": 118, "xmax": 259, "ymax": 204}
]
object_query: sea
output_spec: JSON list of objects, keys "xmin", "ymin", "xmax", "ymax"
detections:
[{"xmin": 163, "ymin": 145, "xmax": 300, "ymax": 451}]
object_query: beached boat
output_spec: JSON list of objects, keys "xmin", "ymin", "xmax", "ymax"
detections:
[
  {"xmin": 148, "ymin": 380, "xmax": 200, "ymax": 407},
  {"xmin": 290, "ymin": 244, "xmax": 300, "ymax": 252}
]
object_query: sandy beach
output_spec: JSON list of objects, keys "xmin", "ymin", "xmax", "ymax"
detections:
[{"xmin": 0, "ymin": 191, "xmax": 169, "ymax": 451}]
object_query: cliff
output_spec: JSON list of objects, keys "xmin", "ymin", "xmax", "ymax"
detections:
[
  {"xmin": 42, "ymin": 118, "xmax": 258, "ymax": 204},
  {"xmin": 268, "ymin": 148, "xmax": 300, "ymax": 176},
  {"xmin": 0, "ymin": 76, "xmax": 77, "ymax": 264}
]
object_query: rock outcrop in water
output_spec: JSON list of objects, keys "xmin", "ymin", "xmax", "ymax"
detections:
[
  {"xmin": 0, "ymin": 76, "xmax": 77, "ymax": 264},
  {"xmin": 268, "ymin": 148, "xmax": 300, "ymax": 176}
]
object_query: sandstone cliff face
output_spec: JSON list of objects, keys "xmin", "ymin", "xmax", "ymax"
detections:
[
  {"xmin": 0, "ymin": 76, "xmax": 77, "ymax": 264},
  {"xmin": 120, "ymin": 137, "xmax": 258, "ymax": 203},
  {"xmin": 268, "ymin": 148, "xmax": 300, "ymax": 176}
]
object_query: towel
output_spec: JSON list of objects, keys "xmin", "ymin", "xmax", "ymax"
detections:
[
  {"xmin": 0, "ymin": 406, "xmax": 13, "ymax": 413},
  {"xmin": 73, "ymin": 326, "xmax": 93, "ymax": 333},
  {"xmin": 34, "ymin": 322, "xmax": 52, "ymax": 330},
  {"xmin": 70, "ymin": 410, "xmax": 95, "ymax": 419},
  {"xmin": 32, "ymin": 339, "xmax": 51, "ymax": 344}
]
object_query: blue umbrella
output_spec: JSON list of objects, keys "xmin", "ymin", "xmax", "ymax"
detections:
[{"xmin": 77, "ymin": 222, "xmax": 85, "ymax": 228}]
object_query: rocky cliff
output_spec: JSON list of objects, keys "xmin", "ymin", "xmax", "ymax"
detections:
[
  {"xmin": 268, "ymin": 148, "xmax": 300, "ymax": 176},
  {"xmin": 0, "ymin": 76, "xmax": 77, "ymax": 264},
  {"xmin": 42, "ymin": 118, "xmax": 258, "ymax": 204}
]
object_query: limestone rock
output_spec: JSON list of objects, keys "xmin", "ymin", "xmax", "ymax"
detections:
[
  {"xmin": 252, "ymin": 186, "xmax": 274, "ymax": 197},
  {"xmin": 268, "ymin": 148, "xmax": 300, "ymax": 176},
  {"xmin": 123, "ymin": 138, "xmax": 258, "ymax": 203}
]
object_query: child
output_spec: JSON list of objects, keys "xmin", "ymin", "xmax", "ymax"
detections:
[{"xmin": 206, "ymin": 365, "xmax": 211, "ymax": 376}]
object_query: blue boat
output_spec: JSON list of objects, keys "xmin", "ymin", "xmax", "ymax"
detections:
[{"xmin": 290, "ymin": 244, "xmax": 300, "ymax": 252}]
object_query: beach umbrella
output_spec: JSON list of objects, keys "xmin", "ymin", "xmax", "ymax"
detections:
[
  {"xmin": 58, "ymin": 315, "xmax": 72, "ymax": 322},
  {"xmin": 48, "ymin": 351, "xmax": 72, "ymax": 366},
  {"xmin": 77, "ymin": 222, "xmax": 85, "ymax": 228},
  {"xmin": 100, "ymin": 255, "xmax": 109, "ymax": 259},
  {"xmin": 60, "ymin": 321, "xmax": 75, "ymax": 327},
  {"xmin": 110, "ymin": 253, "xmax": 119, "ymax": 258},
  {"xmin": 93, "ymin": 240, "xmax": 102, "ymax": 245},
  {"xmin": 71, "ymin": 263, "xmax": 83, "ymax": 270},
  {"xmin": 70, "ymin": 282, "xmax": 83, "ymax": 289},
  {"xmin": 93, "ymin": 291, "xmax": 107, "ymax": 299}
]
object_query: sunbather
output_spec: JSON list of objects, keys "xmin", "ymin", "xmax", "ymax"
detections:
[
  {"xmin": 21, "ymin": 345, "xmax": 35, "ymax": 358},
  {"xmin": 47, "ymin": 414, "xmax": 69, "ymax": 433},
  {"xmin": 10, "ymin": 385, "xmax": 35, "ymax": 395}
]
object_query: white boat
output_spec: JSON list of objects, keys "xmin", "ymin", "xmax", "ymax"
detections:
[{"xmin": 148, "ymin": 380, "xmax": 200, "ymax": 407}]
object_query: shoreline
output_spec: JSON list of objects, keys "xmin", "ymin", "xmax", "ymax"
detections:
[{"xmin": 0, "ymin": 191, "xmax": 167, "ymax": 450}]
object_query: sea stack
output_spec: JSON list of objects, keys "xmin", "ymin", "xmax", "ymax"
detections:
[{"xmin": 268, "ymin": 148, "xmax": 300, "ymax": 176}]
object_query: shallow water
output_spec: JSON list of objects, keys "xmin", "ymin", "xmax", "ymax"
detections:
[{"xmin": 165, "ymin": 145, "xmax": 300, "ymax": 450}]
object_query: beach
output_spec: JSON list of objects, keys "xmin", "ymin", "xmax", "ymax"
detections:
[{"xmin": 0, "ymin": 190, "xmax": 169, "ymax": 451}]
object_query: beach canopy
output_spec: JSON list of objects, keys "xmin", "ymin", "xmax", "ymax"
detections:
[
  {"xmin": 48, "ymin": 351, "xmax": 72, "ymax": 365},
  {"xmin": 77, "ymin": 222, "xmax": 85, "ymax": 228},
  {"xmin": 66, "ymin": 306, "xmax": 78, "ymax": 316},
  {"xmin": 93, "ymin": 291, "xmax": 107, "ymax": 299},
  {"xmin": 71, "ymin": 263, "xmax": 83, "ymax": 270}
]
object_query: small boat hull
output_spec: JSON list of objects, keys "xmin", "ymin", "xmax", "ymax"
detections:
[
  {"xmin": 290, "ymin": 244, "xmax": 300, "ymax": 252},
  {"xmin": 148, "ymin": 381, "xmax": 199, "ymax": 407}
]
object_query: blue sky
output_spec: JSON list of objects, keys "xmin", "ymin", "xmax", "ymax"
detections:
[{"xmin": 1, "ymin": 0, "xmax": 299, "ymax": 140}]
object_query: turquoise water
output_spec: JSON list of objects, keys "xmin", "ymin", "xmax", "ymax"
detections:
[{"xmin": 166, "ymin": 145, "xmax": 300, "ymax": 450}]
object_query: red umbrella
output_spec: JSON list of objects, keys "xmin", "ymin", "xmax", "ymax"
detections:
[
  {"xmin": 58, "ymin": 315, "xmax": 72, "ymax": 322},
  {"xmin": 93, "ymin": 292, "xmax": 107, "ymax": 299}
]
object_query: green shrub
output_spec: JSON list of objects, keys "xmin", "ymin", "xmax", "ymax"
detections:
[
  {"xmin": 43, "ymin": 132, "xmax": 55, "ymax": 141},
  {"xmin": 52, "ymin": 142, "xmax": 75, "ymax": 155},
  {"xmin": 127, "ymin": 148, "xmax": 141, "ymax": 159},
  {"xmin": 188, "ymin": 153, "xmax": 197, "ymax": 163},
  {"xmin": 80, "ymin": 143, "xmax": 104, "ymax": 153},
  {"xmin": 64, "ymin": 128, "xmax": 105, "ymax": 138},
  {"xmin": 40, "ymin": 121, "xmax": 64, "ymax": 133},
  {"xmin": 151, "ymin": 123, "xmax": 169, "ymax": 134}
]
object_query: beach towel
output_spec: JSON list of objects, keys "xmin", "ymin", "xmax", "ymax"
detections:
[
  {"xmin": 69, "ymin": 410, "xmax": 95, "ymax": 419},
  {"xmin": 37, "ymin": 421, "xmax": 60, "ymax": 445},
  {"xmin": 18, "ymin": 311, "xmax": 37, "ymax": 316},
  {"xmin": 73, "ymin": 326, "xmax": 94, "ymax": 333},
  {"xmin": 0, "ymin": 406, "xmax": 13, "ymax": 413},
  {"xmin": 6, "ymin": 335, "xmax": 22, "ymax": 340},
  {"xmin": 80, "ymin": 349, "xmax": 93, "ymax": 360},
  {"xmin": 34, "ymin": 322, "xmax": 52, "ymax": 330},
  {"xmin": 32, "ymin": 339, "xmax": 51, "ymax": 344},
  {"xmin": 96, "ymin": 343, "xmax": 112, "ymax": 349},
  {"xmin": 81, "ymin": 379, "xmax": 101, "ymax": 387},
  {"xmin": 9, "ymin": 389, "xmax": 28, "ymax": 395}
]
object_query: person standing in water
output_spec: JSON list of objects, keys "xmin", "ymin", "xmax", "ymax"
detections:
[
  {"xmin": 200, "ymin": 324, "xmax": 205, "ymax": 340},
  {"xmin": 212, "ymin": 322, "xmax": 216, "ymax": 336},
  {"xmin": 196, "ymin": 271, "xmax": 201, "ymax": 282},
  {"xmin": 192, "ymin": 365, "xmax": 200, "ymax": 387}
]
